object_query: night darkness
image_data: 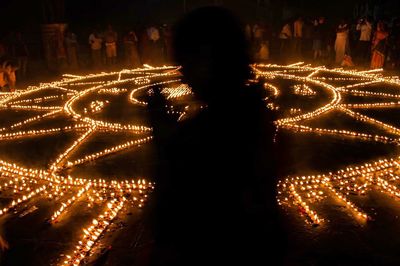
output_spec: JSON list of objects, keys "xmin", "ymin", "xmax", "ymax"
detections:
[
  {"xmin": 3, "ymin": 0, "xmax": 398, "ymax": 42},
  {"xmin": 1, "ymin": 0, "xmax": 400, "ymax": 265},
  {"xmin": 4, "ymin": 0, "xmax": 400, "ymax": 30}
]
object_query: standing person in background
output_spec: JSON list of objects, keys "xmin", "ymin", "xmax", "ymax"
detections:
[
  {"xmin": 65, "ymin": 30, "xmax": 79, "ymax": 69},
  {"xmin": 252, "ymin": 23, "xmax": 261, "ymax": 40},
  {"xmin": 335, "ymin": 20, "xmax": 349, "ymax": 64},
  {"xmin": 104, "ymin": 25, "xmax": 118, "ymax": 66},
  {"xmin": 371, "ymin": 21, "xmax": 389, "ymax": 69},
  {"xmin": 312, "ymin": 18, "xmax": 323, "ymax": 61},
  {"xmin": 259, "ymin": 22, "xmax": 272, "ymax": 62},
  {"xmin": 147, "ymin": 25, "xmax": 161, "ymax": 65},
  {"xmin": 11, "ymin": 32, "xmax": 29, "ymax": 79},
  {"xmin": 162, "ymin": 24, "xmax": 173, "ymax": 64},
  {"xmin": 348, "ymin": 20, "xmax": 358, "ymax": 58},
  {"xmin": 55, "ymin": 29, "xmax": 67, "ymax": 70},
  {"xmin": 303, "ymin": 18, "xmax": 314, "ymax": 58},
  {"xmin": 253, "ymin": 23, "xmax": 263, "ymax": 58},
  {"xmin": 258, "ymin": 40, "xmax": 269, "ymax": 62},
  {"xmin": 89, "ymin": 30, "xmax": 103, "ymax": 69},
  {"xmin": 323, "ymin": 18, "xmax": 336, "ymax": 63},
  {"xmin": 318, "ymin": 17, "xmax": 329, "ymax": 62},
  {"xmin": 123, "ymin": 30, "xmax": 141, "ymax": 68},
  {"xmin": 279, "ymin": 20, "xmax": 292, "ymax": 60},
  {"xmin": 139, "ymin": 26, "xmax": 150, "ymax": 64},
  {"xmin": 356, "ymin": 17, "xmax": 372, "ymax": 65},
  {"xmin": 3, "ymin": 61, "xmax": 17, "ymax": 92},
  {"xmin": 253, "ymin": 22, "xmax": 266, "ymax": 61},
  {"xmin": 0, "ymin": 66, "xmax": 7, "ymax": 91},
  {"xmin": 388, "ymin": 18, "xmax": 400, "ymax": 69},
  {"xmin": 245, "ymin": 23, "xmax": 252, "ymax": 42},
  {"xmin": 293, "ymin": 16, "xmax": 304, "ymax": 57}
]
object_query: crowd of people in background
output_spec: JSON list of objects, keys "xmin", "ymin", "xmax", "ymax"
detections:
[
  {"xmin": 0, "ymin": 32, "xmax": 28, "ymax": 91},
  {"xmin": 56, "ymin": 24, "xmax": 173, "ymax": 72},
  {"xmin": 86, "ymin": 24, "xmax": 173, "ymax": 70},
  {"xmin": 1, "ymin": 15, "xmax": 400, "ymax": 91},
  {"xmin": 249, "ymin": 16, "xmax": 400, "ymax": 70},
  {"xmin": 0, "ymin": 24, "xmax": 174, "ymax": 91}
]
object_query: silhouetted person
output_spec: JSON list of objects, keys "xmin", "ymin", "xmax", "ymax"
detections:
[
  {"xmin": 104, "ymin": 25, "xmax": 118, "ymax": 66},
  {"xmin": 149, "ymin": 6, "xmax": 286, "ymax": 266}
]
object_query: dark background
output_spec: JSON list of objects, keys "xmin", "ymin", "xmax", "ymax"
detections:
[
  {"xmin": 3, "ymin": 0, "xmax": 400, "ymax": 30},
  {"xmin": 1, "ymin": 0, "xmax": 400, "ymax": 62}
]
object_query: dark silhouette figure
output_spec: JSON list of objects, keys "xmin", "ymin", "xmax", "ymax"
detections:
[{"xmin": 149, "ymin": 7, "xmax": 286, "ymax": 266}]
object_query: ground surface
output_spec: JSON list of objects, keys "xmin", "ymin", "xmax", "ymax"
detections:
[{"xmin": 0, "ymin": 64, "xmax": 400, "ymax": 265}]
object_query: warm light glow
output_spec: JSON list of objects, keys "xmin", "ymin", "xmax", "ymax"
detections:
[{"xmin": 0, "ymin": 62, "xmax": 399, "ymax": 264}]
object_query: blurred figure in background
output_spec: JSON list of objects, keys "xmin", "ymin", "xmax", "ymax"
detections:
[
  {"xmin": 245, "ymin": 23, "xmax": 252, "ymax": 42},
  {"xmin": 371, "ymin": 21, "xmax": 389, "ymax": 69},
  {"xmin": 312, "ymin": 17, "xmax": 324, "ymax": 61},
  {"xmin": 104, "ymin": 25, "xmax": 118, "ymax": 66},
  {"xmin": 253, "ymin": 23, "xmax": 263, "ymax": 57},
  {"xmin": 0, "ymin": 67, "xmax": 7, "ymax": 91},
  {"xmin": 388, "ymin": 18, "xmax": 400, "ymax": 69},
  {"xmin": 2, "ymin": 61, "xmax": 17, "ymax": 92},
  {"xmin": 123, "ymin": 30, "xmax": 141, "ymax": 67},
  {"xmin": 303, "ymin": 17, "xmax": 314, "ymax": 58},
  {"xmin": 162, "ymin": 24, "xmax": 173, "ymax": 64},
  {"xmin": 253, "ymin": 22, "xmax": 270, "ymax": 62},
  {"xmin": 335, "ymin": 19, "xmax": 349, "ymax": 64},
  {"xmin": 139, "ymin": 26, "xmax": 150, "ymax": 64},
  {"xmin": 89, "ymin": 29, "xmax": 103, "ymax": 69},
  {"xmin": 65, "ymin": 30, "xmax": 79, "ymax": 69},
  {"xmin": 258, "ymin": 39, "xmax": 270, "ymax": 62},
  {"xmin": 293, "ymin": 16, "xmax": 304, "ymax": 57},
  {"xmin": 55, "ymin": 29, "xmax": 67, "ymax": 69},
  {"xmin": 279, "ymin": 20, "xmax": 292, "ymax": 60},
  {"xmin": 147, "ymin": 25, "xmax": 163, "ymax": 65},
  {"xmin": 356, "ymin": 17, "xmax": 372, "ymax": 65}
]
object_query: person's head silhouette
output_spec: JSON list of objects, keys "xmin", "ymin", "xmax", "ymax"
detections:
[{"xmin": 173, "ymin": 7, "xmax": 250, "ymax": 105}]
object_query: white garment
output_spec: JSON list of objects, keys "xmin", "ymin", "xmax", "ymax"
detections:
[
  {"xmin": 259, "ymin": 43, "xmax": 269, "ymax": 60},
  {"xmin": 335, "ymin": 30, "xmax": 348, "ymax": 63},
  {"xmin": 279, "ymin": 24, "xmax": 292, "ymax": 39},
  {"xmin": 356, "ymin": 22, "xmax": 372, "ymax": 41},
  {"xmin": 89, "ymin": 34, "xmax": 102, "ymax": 50},
  {"xmin": 147, "ymin": 27, "xmax": 160, "ymax": 41}
]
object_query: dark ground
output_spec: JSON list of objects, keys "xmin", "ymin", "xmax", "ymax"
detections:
[{"xmin": 0, "ymin": 64, "xmax": 400, "ymax": 265}]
